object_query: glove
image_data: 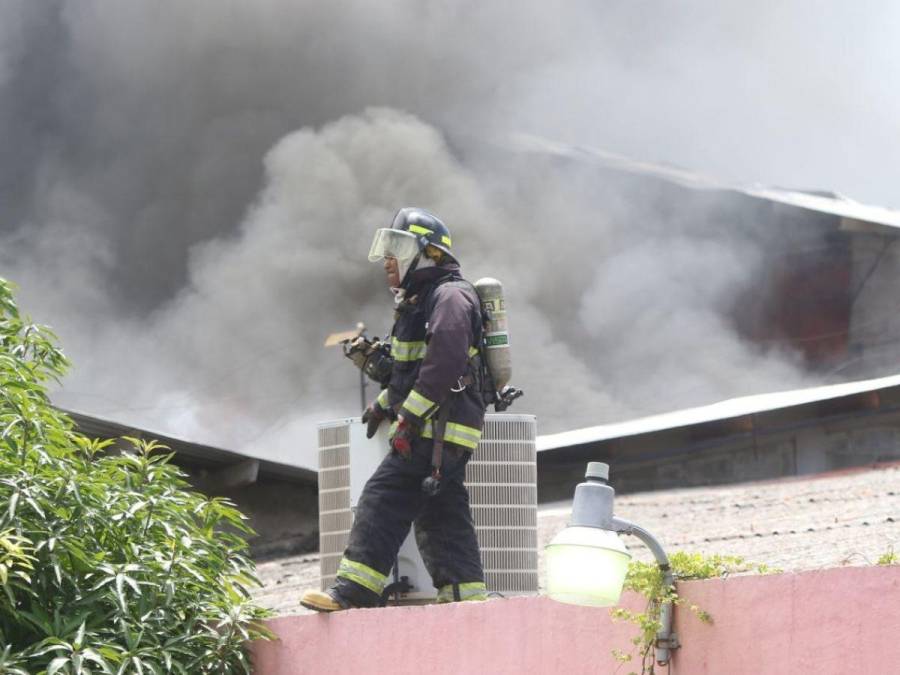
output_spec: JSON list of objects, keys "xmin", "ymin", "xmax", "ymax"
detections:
[
  {"xmin": 344, "ymin": 337, "xmax": 371, "ymax": 370},
  {"xmin": 344, "ymin": 336, "xmax": 394, "ymax": 386},
  {"xmin": 362, "ymin": 348, "xmax": 393, "ymax": 386},
  {"xmin": 390, "ymin": 415, "xmax": 418, "ymax": 459},
  {"xmin": 361, "ymin": 399, "xmax": 394, "ymax": 439}
]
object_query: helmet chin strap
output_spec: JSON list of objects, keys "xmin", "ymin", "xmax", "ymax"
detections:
[
  {"xmin": 398, "ymin": 251, "xmax": 434, "ymax": 290},
  {"xmin": 400, "ymin": 252, "xmax": 420, "ymax": 288},
  {"xmin": 394, "ymin": 245, "xmax": 438, "ymax": 296}
]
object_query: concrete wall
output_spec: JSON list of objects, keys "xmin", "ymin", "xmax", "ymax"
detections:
[{"xmin": 250, "ymin": 565, "xmax": 900, "ymax": 675}]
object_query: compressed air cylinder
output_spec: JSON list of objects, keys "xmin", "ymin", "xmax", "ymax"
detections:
[{"xmin": 474, "ymin": 277, "xmax": 512, "ymax": 391}]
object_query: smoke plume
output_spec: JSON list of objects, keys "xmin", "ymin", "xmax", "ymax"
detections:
[{"xmin": 2, "ymin": 2, "xmax": 898, "ymax": 467}]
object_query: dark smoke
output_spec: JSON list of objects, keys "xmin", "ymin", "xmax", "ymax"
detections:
[{"xmin": 1, "ymin": 2, "xmax": 897, "ymax": 467}]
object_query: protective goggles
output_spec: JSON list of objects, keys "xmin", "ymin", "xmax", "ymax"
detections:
[{"xmin": 368, "ymin": 228, "xmax": 421, "ymax": 263}]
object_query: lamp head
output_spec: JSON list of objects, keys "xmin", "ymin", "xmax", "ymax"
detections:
[
  {"xmin": 545, "ymin": 462, "xmax": 631, "ymax": 607},
  {"xmin": 570, "ymin": 462, "xmax": 616, "ymax": 529}
]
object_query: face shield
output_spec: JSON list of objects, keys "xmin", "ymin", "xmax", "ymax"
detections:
[{"xmin": 368, "ymin": 228, "xmax": 422, "ymax": 287}]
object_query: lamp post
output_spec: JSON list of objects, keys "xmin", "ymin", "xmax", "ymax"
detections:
[{"xmin": 545, "ymin": 462, "xmax": 680, "ymax": 667}]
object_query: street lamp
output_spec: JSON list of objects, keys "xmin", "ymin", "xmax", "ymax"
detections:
[{"xmin": 545, "ymin": 462, "xmax": 680, "ymax": 666}]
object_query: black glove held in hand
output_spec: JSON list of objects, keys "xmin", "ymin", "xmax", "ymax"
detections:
[{"xmin": 361, "ymin": 399, "xmax": 395, "ymax": 439}]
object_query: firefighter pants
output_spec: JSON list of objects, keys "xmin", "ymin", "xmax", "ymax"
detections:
[{"xmin": 332, "ymin": 435, "xmax": 486, "ymax": 606}]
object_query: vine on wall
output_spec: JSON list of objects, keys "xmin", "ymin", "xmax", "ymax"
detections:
[{"xmin": 610, "ymin": 552, "xmax": 777, "ymax": 675}]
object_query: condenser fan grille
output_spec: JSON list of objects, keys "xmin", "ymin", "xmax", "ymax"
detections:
[{"xmin": 317, "ymin": 414, "xmax": 538, "ymax": 598}]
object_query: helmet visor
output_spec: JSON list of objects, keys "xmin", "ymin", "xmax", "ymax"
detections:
[{"xmin": 368, "ymin": 228, "xmax": 420, "ymax": 263}]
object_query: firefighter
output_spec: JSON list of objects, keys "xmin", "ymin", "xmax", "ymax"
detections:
[{"xmin": 301, "ymin": 207, "xmax": 488, "ymax": 611}]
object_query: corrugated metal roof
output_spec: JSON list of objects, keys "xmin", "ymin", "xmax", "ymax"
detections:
[
  {"xmin": 254, "ymin": 463, "xmax": 900, "ymax": 615},
  {"xmin": 63, "ymin": 408, "xmax": 317, "ymax": 484},
  {"xmin": 537, "ymin": 372, "xmax": 900, "ymax": 451},
  {"xmin": 742, "ymin": 185, "xmax": 900, "ymax": 229},
  {"xmin": 510, "ymin": 133, "xmax": 900, "ymax": 231}
]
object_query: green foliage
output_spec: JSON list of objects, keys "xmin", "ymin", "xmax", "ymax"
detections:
[
  {"xmin": 877, "ymin": 546, "xmax": 898, "ymax": 565},
  {"xmin": 610, "ymin": 552, "xmax": 776, "ymax": 675},
  {"xmin": 0, "ymin": 278, "xmax": 272, "ymax": 673}
]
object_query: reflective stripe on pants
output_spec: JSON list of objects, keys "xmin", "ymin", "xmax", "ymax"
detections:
[
  {"xmin": 336, "ymin": 557, "xmax": 387, "ymax": 596},
  {"xmin": 437, "ymin": 581, "xmax": 488, "ymax": 603}
]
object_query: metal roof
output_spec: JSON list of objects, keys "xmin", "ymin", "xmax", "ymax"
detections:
[
  {"xmin": 510, "ymin": 133, "xmax": 900, "ymax": 232},
  {"xmin": 254, "ymin": 463, "xmax": 900, "ymax": 613},
  {"xmin": 63, "ymin": 408, "xmax": 317, "ymax": 485},
  {"xmin": 536, "ymin": 372, "xmax": 900, "ymax": 451}
]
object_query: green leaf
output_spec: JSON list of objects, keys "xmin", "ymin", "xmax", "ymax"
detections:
[
  {"xmin": 7, "ymin": 492, "xmax": 18, "ymax": 520},
  {"xmin": 81, "ymin": 649, "xmax": 108, "ymax": 668},
  {"xmin": 115, "ymin": 574, "xmax": 127, "ymax": 609},
  {"xmin": 47, "ymin": 656, "xmax": 71, "ymax": 675}
]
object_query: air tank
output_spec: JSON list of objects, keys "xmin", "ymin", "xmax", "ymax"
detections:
[{"xmin": 474, "ymin": 277, "xmax": 512, "ymax": 391}]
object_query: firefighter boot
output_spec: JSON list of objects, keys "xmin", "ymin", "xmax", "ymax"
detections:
[{"xmin": 299, "ymin": 589, "xmax": 350, "ymax": 612}]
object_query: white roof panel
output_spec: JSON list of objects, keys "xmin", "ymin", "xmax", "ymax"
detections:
[
  {"xmin": 536, "ymin": 372, "xmax": 900, "ymax": 451},
  {"xmin": 510, "ymin": 133, "xmax": 900, "ymax": 231},
  {"xmin": 741, "ymin": 186, "xmax": 900, "ymax": 229}
]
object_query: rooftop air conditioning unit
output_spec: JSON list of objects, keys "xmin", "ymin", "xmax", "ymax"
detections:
[{"xmin": 317, "ymin": 413, "xmax": 538, "ymax": 602}]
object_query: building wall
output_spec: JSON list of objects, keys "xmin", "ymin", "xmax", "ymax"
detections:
[
  {"xmin": 848, "ymin": 232, "xmax": 900, "ymax": 377},
  {"xmin": 250, "ymin": 566, "xmax": 900, "ymax": 675},
  {"xmin": 538, "ymin": 402, "xmax": 900, "ymax": 501},
  {"xmin": 734, "ymin": 210, "xmax": 852, "ymax": 368},
  {"xmin": 219, "ymin": 478, "xmax": 319, "ymax": 560},
  {"xmin": 622, "ymin": 419, "xmax": 900, "ymax": 495}
]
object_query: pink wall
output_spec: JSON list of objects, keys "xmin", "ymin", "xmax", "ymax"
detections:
[{"xmin": 250, "ymin": 566, "xmax": 900, "ymax": 675}]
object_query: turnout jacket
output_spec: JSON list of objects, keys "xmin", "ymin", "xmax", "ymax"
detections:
[{"xmin": 377, "ymin": 264, "xmax": 486, "ymax": 452}]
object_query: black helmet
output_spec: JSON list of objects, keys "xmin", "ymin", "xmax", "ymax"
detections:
[
  {"xmin": 390, "ymin": 207, "xmax": 455, "ymax": 262},
  {"xmin": 368, "ymin": 207, "xmax": 456, "ymax": 289}
]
